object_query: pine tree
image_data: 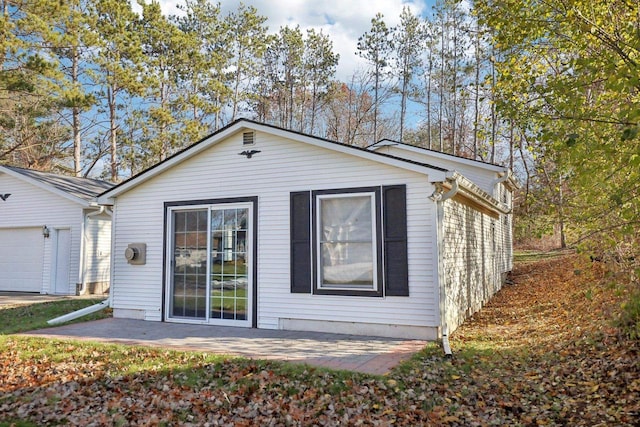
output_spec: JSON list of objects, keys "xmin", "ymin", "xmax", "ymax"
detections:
[
  {"xmin": 392, "ymin": 6, "xmax": 424, "ymax": 142},
  {"xmin": 0, "ymin": 0, "xmax": 70, "ymax": 171},
  {"xmin": 225, "ymin": 3, "xmax": 268, "ymax": 122},
  {"xmin": 303, "ymin": 28, "xmax": 339, "ymax": 134},
  {"xmin": 137, "ymin": 0, "xmax": 187, "ymax": 165},
  {"xmin": 32, "ymin": 0, "xmax": 96, "ymax": 176},
  {"xmin": 175, "ymin": 0, "xmax": 230, "ymax": 134},
  {"xmin": 356, "ymin": 13, "xmax": 392, "ymax": 143},
  {"xmin": 90, "ymin": 0, "xmax": 144, "ymax": 181}
]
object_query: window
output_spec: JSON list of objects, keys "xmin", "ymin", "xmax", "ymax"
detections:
[
  {"xmin": 317, "ymin": 192, "xmax": 377, "ymax": 291},
  {"xmin": 290, "ymin": 185, "xmax": 409, "ymax": 297}
]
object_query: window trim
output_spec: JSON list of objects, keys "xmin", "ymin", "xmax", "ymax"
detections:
[{"xmin": 312, "ymin": 187, "xmax": 383, "ymax": 297}]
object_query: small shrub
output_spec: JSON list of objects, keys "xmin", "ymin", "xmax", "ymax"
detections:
[{"xmin": 617, "ymin": 290, "xmax": 640, "ymax": 341}]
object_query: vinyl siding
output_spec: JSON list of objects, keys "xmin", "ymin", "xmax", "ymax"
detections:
[
  {"xmin": 110, "ymin": 130, "xmax": 441, "ymax": 331},
  {"xmin": 441, "ymin": 198, "xmax": 508, "ymax": 333},
  {"xmin": 0, "ymin": 173, "xmax": 83, "ymax": 294},
  {"xmin": 496, "ymin": 182, "xmax": 514, "ymax": 272},
  {"xmin": 84, "ymin": 212, "xmax": 112, "ymax": 293}
]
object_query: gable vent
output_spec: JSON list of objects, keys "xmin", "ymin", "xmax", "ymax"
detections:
[{"xmin": 243, "ymin": 131, "xmax": 255, "ymax": 145}]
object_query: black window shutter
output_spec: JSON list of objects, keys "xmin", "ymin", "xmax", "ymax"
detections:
[
  {"xmin": 383, "ymin": 185, "xmax": 409, "ymax": 296},
  {"xmin": 290, "ymin": 191, "xmax": 312, "ymax": 293}
]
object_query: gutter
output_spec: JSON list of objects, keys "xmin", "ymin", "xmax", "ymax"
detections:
[
  {"xmin": 431, "ymin": 177, "xmax": 459, "ymax": 202},
  {"xmin": 492, "ymin": 170, "xmax": 511, "ymax": 189},
  {"xmin": 430, "ymin": 176, "xmax": 459, "ymax": 358},
  {"xmin": 493, "ymin": 169, "xmax": 520, "ymax": 192},
  {"xmin": 47, "ymin": 297, "xmax": 110, "ymax": 325}
]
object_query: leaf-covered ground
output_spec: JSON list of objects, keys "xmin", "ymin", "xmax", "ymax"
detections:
[{"xmin": 1, "ymin": 253, "xmax": 638, "ymax": 426}]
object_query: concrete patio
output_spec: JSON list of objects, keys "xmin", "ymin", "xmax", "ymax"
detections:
[{"xmin": 22, "ymin": 318, "xmax": 428, "ymax": 375}]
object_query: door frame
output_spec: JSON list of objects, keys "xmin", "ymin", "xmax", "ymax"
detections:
[
  {"xmin": 163, "ymin": 197, "xmax": 258, "ymax": 327},
  {"xmin": 52, "ymin": 228, "xmax": 72, "ymax": 294}
]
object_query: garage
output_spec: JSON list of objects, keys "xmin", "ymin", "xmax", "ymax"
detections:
[
  {"xmin": 0, "ymin": 165, "xmax": 113, "ymax": 294},
  {"xmin": 0, "ymin": 228, "xmax": 44, "ymax": 292}
]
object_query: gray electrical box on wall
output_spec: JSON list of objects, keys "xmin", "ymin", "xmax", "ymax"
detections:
[{"xmin": 125, "ymin": 243, "xmax": 146, "ymax": 265}]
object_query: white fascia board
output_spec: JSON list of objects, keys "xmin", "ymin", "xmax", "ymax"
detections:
[
  {"xmin": 369, "ymin": 140, "xmax": 507, "ymax": 174},
  {"xmin": 98, "ymin": 123, "xmax": 244, "ymax": 202},
  {"xmin": 98, "ymin": 121, "xmax": 449, "ymax": 202},
  {"xmin": 249, "ymin": 122, "xmax": 449, "ymax": 181},
  {"xmin": 0, "ymin": 166, "xmax": 90, "ymax": 207}
]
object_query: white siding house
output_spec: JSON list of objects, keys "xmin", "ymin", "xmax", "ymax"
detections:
[
  {"xmin": 98, "ymin": 120, "xmax": 517, "ymax": 339},
  {"xmin": 0, "ymin": 166, "xmax": 113, "ymax": 295}
]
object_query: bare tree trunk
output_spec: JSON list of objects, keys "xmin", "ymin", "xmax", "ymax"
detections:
[
  {"xmin": 310, "ymin": 83, "xmax": 318, "ymax": 134},
  {"xmin": 108, "ymin": 85, "xmax": 118, "ymax": 181},
  {"xmin": 518, "ymin": 132, "xmax": 532, "ymax": 214},
  {"xmin": 400, "ymin": 69, "xmax": 408, "ymax": 142},
  {"xmin": 473, "ymin": 21, "xmax": 481, "ymax": 160},
  {"xmin": 490, "ymin": 51, "xmax": 497, "ymax": 163},
  {"xmin": 72, "ymin": 46, "xmax": 82, "ymax": 176},
  {"xmin": 438, "ymin": 16, "xmax": 445, "ymax": 152},
  {"xmin": 510, "ymin": 120, "xmax": 516, "ymax": 171},
  {"xmin": 426, "ymin": 47, "xmax": 433, "ymax": 149},
  {"xmin": 347, "ymin": 75, "xmax": 354, "ymax": 143},
  {"xmin": 451, "ymin": 19, "xmax": 458, "ymax": 156},
  {"xmin": 160, "ymin": 80, "xmax": 168, "ymax": 161},
  {"xmin": 231, "ymin": 47, "xmax": 243, "ymax": 121},
  {"xmin": 542, "ymin": 165, "xmax": 567, "ymax": 249},
  {"xmin": 373, "ymin": 62, "xmax": 379, "ymax": 142},
  {"xmin": 558, "ymin": 174, "xmax": 566, "ymax": 248}
]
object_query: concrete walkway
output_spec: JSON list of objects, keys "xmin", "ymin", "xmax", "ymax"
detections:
[
  {"xmin": 23, "ymin": 318, "xmax": 428, "ymax": 375},
  {"xmin": 0, "ymin": 292, "xmax": 102, "ymax": 307}
]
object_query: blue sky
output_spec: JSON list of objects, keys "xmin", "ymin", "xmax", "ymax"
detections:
[{"xmin": 142, "ymin": 0, "xmax": 436, "ymax": 81}]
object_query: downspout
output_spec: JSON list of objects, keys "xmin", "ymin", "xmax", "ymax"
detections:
[
  {"xmin": 430, "ymin": 177, "xmax": 459, "ymax": 358},
  {"xmin": 78, "ymin": 206, "xmax": 112, "ymax": 295},
  {"xmin": 47, "ymin": 296, "xmax": 110, "ymax": 325},
  {"xmin": 51, "ymin": 206, "xmax": 113, "ymax": 324},
  {"xmin": 492, "ymin": 170, "xmax": 510, "ymax": 194},
  {"xmin": 77, "ymin": 211, "xmax": 86, "ymax": 295}
]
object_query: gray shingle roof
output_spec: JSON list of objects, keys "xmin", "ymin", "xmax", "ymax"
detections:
[{"xmin": 1, "ymin": 166, "xmax": 114, "ymax": 203}]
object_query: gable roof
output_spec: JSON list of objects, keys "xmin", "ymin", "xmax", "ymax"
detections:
[
  {"xmin": 98, "ymin": 119, "xmax": 451, "ymax": 203},
  {"xmin": 0, "ymin": 165, "xmax": 114, "ymax": 206},
  {"xmin": 367, "ymin": 139, "xmax": 508, "ymax": 172},
  {"xmin": 368, "ymin": 139, "xmax": 520, "ymax": 191}
]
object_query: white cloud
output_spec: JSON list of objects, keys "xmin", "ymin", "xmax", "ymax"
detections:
[{"xmin": 143, "ymin": 0, "xmax": 433, "ymax": 81}]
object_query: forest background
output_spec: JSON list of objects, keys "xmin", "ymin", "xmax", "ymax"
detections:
[{"xmin": 1, "ymin": 0, "xmax": 639, "ymax": 266}]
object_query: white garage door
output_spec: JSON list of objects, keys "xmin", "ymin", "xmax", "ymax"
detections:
[{"xmin": 0, "ymin": 228, "xmax": 44, "ymax": 292}]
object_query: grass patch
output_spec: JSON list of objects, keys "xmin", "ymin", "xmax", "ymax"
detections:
[
  {"xmin": 618, "ymin": 289, "xmax": 640, "ymax": 341},
  {"xmin": 0, "ymin": 335, "xmax": 229, "ymax": 377},
  {"xmin": 0, "ymin": 299, "xmax": 111, "ymax": 335},
  {"xmin": 513, "ymin": 249, "xmax": 570, "ymax": 263},
  {"xmin": 0, "ymin": 421, "xmax": 39, "ymax": 427}
]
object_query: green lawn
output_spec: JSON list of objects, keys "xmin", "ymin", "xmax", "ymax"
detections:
[{"xmin": 0, "ymin": 299, "xmax": 111, "ymax": 335}]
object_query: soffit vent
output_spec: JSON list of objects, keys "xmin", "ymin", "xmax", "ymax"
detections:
[{"xmin": 243, "ymin": 131, "xmax": 255, "ymax": 145}]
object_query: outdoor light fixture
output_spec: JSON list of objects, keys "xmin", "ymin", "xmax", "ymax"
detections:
[{"xmin": 42, "ymin": 225, "xmax": 50, "ymax": 238}]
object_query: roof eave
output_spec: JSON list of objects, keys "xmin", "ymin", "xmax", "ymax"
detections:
[
  {"xmin": 368, "ymin": 139, "xmax": 508, "ymax": 172},
  {"xmin": 98, "ymin": 120, "xmax": 450, "ymax": 200},
  {"xmin": 0, "ymin": 165, "xmax": 92, "ymax": 206}
]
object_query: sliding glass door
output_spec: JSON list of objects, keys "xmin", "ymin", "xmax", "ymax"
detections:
[{"xmin": 167, "ymin": 202, "xmax": 252, "ymax": 326}]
